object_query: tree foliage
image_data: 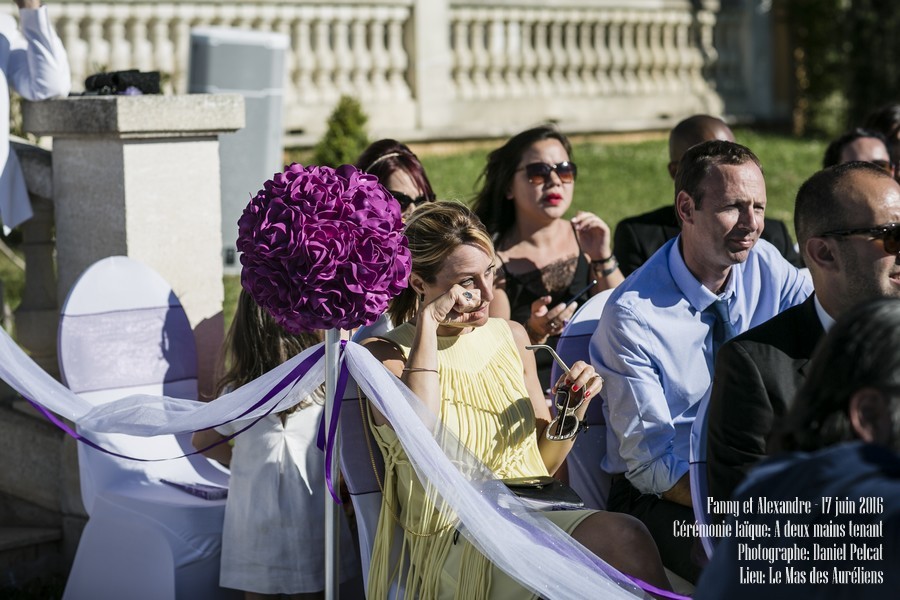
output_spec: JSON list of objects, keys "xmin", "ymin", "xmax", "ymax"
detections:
[{"xmin": 312, "ymin": 96, "xmax": 369, "ymax": 167}]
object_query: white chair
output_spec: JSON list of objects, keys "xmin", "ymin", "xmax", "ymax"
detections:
[
  {"xmin": 549, "ymin": 289, "xmax": 614, "ymax": 510},
  {"xmin": 339, "ymin": 379, "xmax": 408, "ymax": 598},
  {"xmin": 59, "ymin": 256, "xmax": 239, "ymax": 600}
]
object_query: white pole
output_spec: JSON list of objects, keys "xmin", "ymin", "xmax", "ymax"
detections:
[{"xmin": 324, "ymin": 328, "xmax": 342, "ymax": 599}]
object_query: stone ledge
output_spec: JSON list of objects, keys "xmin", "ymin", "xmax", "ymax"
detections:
[{"xmin": 22, "ymin": 94, "xmax": 245, "ymax": 138}]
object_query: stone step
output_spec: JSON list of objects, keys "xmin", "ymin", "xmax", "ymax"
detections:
[{"xmin": 0, "ymin": 526, "xmax": 64, "ymax": 589}]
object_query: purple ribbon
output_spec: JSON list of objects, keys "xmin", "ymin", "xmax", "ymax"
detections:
[
  {"xmin": 316, "ymin": 340, "xmax": 349, "ymax": 504},
  {"xmin": 626, "ymin": 575, "xmax": 691, "ymax": 600},
  {"xmin": 27, "ymin": 345, "xmax": 325, "ymax": 462}
]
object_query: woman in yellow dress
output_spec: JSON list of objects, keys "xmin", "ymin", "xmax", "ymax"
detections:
[{"xmin": 362, "ymin": 202, "xmax": 670, "ymax": 599}]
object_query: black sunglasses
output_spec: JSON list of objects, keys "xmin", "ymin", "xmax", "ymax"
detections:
[
  {"xmin": 819, "ymin": 222, "xmax": 900, "ymax": 255},
  {"xmin": 517, "ymin": 161, "xmax": 578, "ymax": 186},
  {"xmin": 389, "ymin": 190, "xmax": 432, "ymax": 210},
  {"xmin": 869, "ymin": 159, "xmax": 894, "ymax": 174}
]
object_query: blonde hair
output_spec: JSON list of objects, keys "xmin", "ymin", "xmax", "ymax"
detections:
[{"xmin": 389, "ymin": 202, "xmax": 495, "ymax": 324}]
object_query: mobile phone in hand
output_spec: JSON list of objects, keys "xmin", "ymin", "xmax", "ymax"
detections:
[{"xmin": 564, "ymin": 279, "xmax": 597, "ymax": 307}]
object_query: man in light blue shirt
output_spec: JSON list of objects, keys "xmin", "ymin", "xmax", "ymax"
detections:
[{"xmin": 590, "ymin": 140, "xmax": 812, "ymax": 582}]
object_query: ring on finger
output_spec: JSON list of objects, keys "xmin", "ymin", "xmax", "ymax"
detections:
[
  {"xmin": 462, "ymin": 291, "xmax": 473, "ymax": 300},
  {"xmin": 549, "ymin": 320, "xmax": 561, "ymax": 330}
]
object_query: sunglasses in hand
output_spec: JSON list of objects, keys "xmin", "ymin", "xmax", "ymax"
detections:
[
  {"xmin": 526, "ymin": 344, "xmax": 587, "ymax": 441},
  {"xmin": 517, "ymin": 161, "xmax": 578, "ymax": 186}
]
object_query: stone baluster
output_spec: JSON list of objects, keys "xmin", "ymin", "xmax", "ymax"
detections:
[
  {"xmin": 127, "ymin": 7, "xmax": 154, "ymax": 73},
  {"xmin": 620, "ymin": 12, "xmax": 639, "ymax": 95},
  {"xmin": 468, "ymin": 11, "xmax": 489, "ymax": 99},
  {"xmin": 386, "ymin": 6, "xmax": 410, "ymax": 100},
  {"xmin": 486, "ymin": 9, "xmax": 507, "ymax": 99},
  {"xmin": 547, "ymin": 14, "xmax": 568, "ymax": 94},
  {"xmin": 694, "ymin": 8, "xmax": 716, "ymax": 95},
  {"xmin": 657, "ymin": 14, "xmax": 676, "ymax": 94},
  {"xmin": 563, "ymin": 12, "xmax": 583, "ymax": 96},
  {"xmin": 313, "ymin": 8, "xmax": 339, "ymax": 104},
  {"xmin": 151, "ymin": 8, "xmax": 175, "ymax": 93},
  {"xmin": 578, "ymin": 18, "xmax": 598, "ymax": 96},
  {"xmin": 502, "ymin": 11, "xmax": 523, "ymax": 98},
  {"xmin": 84, "ymin": 9, "xmax": 110, "ymax": 75},
  {"xmin": 10, "ymin": 141, "xmax": 58, "ymax": 379},
  {"xmin": 594, "ymin": 12, "xmax": 612, "ymax": 95},
  {"xmin": 350, "ymin": 8, "xmax": 372, "ymax": 98},
  {"xmin": 451, "ymin": 11, "xmax": 474, "ymax": 100},
  {"xmin": 517, "ymin": 10, "xmax": 537, "ymax": 95},
  {"xmin": 675, "ymin": 12, "xmax": 694, "ymax": 93},
  {"xmin": 292, "ymin": 7, "xmax": 317, "ymax": 105},
  {"xmin": 607, "ymin": 11, "xmax": 626, "ymax": 94},
  {"xmin": 367, "ymin": 6, "xmax": 391, "ymax": 101},
  {"xmin": 633, "ymin": 13, "xmax": 653, "ymax": 94},
  {"xmin": 57, "ymin": 8, "xmax": 86, "ymax": 89},
  {"xmin": 169, "ymin": 4, "xmax": 197, "ymax": 95},
  {"xmin": 105, "ymin": 7, "xmax": 131, "ymax": 73},
  {"xmin": 531, "ymin": 10, "xmax": 552, "ymax": 96},
  {"xmin": 332, "ymin": 7, "xmax": 353, "ymax": 96}
]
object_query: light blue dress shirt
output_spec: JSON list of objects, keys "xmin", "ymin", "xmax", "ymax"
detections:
[{"xmin": 590, "ymin": 237, "xmax": 812, "ymax": 496}]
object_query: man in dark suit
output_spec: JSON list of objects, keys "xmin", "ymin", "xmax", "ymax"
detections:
[
  {"xmin": 614, "ymin": 115, "xmax": 802, "ymax": 276},
  {"xmin": 706, "ymin": 161, "xmax": 900, "ymax": 504}
]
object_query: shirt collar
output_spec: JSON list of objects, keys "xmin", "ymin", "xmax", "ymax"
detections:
[
  {"xmin": 813, "ymin": 294, "xmax": 836, "ymax": 332},
  {"xmin": 668, "ymin": 235, "xmax": 737, "ymax": 312}
]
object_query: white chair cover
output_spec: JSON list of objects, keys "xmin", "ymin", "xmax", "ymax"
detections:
[
  {"xmin": 549, "ymin": 288, "xmax": 615, "ymax": 509},
  {"xmin": 58, "ymin": 256, "xmax": 238, "ymax": 600}
]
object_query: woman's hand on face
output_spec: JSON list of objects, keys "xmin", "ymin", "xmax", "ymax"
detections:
[
  {"xmin": 571, "ymin": 210, "xmax": 613, "ymax": 261},
  {"xmin": 420, "ymin": 285, "xmax": 483, "ymax": 327},
  {"xmin": 526, "ymin": 295, "xmax": 578, "ymax": 341},
  {"xmin": 551, "ymin": 360, "xmax": 604, "ymax": 401}
]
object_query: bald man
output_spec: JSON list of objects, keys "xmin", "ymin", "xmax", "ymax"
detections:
[{"xmin": 613, "ymin": 115, "xmax": 802, "ymax": 276}]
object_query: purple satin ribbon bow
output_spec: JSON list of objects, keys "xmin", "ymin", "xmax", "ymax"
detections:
[
  {"xmin": 28, "ymin": 345, "xmax": 326, "ymax": 462},
  {"xmin": 316, "ymin": 340, "xmax": 350, "ymax": 504}
]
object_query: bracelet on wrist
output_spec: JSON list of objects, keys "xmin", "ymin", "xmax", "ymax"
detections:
[
  {"xmin": 592, "ymin": 256, "xmax": 619, "ymax": 278},
  {"xmin": 402, "ymin": 367, "xmax": 439, "ymax": 374},
  {"xmin": 590, "ymin": 254, "xmax": 615, "ymax": 266}
]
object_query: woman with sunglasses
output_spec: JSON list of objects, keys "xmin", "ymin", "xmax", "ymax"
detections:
[
  {"xmin": 356, "ymin": 139, "xmax": 437, "ymax": 219},
  {"xmin": 473, "ymin": 125, "xmax": 624, "ymax": 389},
  {"xmin": 362, "ymin": 201, "xmax": 670, "ymax": 599}
]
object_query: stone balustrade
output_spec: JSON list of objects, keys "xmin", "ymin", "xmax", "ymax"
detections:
[{"xmin": 0, "ymin": 0, "xmax": 778, "ymax": 140}]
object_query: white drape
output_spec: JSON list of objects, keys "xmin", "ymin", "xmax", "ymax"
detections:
[{"xmin": 0, "ymin": 328, "xmax": 654, "ymax": 599}]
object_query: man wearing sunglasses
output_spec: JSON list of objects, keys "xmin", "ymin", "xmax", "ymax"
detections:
[
  {"xmin": 706, "ymin": 161, "xmax": 900, "ymax": 507},
  {"xmin": 591, "ymin": 140, "xmax": 812, "ymax": 583}
]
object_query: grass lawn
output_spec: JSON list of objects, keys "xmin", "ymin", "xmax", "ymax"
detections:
[{"xmin": 2, "ymin": 131, "xmax": 827, "ymax": 332}]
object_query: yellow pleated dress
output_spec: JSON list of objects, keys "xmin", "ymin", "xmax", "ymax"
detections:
[{"xmin": 367, "ymin": 318, "xmax": 596, "ymax": 599}]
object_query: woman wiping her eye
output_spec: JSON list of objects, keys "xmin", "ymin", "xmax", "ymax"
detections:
[{"xmin": 360, "ymin": 202, "xmax": 670, "ymax": 599}]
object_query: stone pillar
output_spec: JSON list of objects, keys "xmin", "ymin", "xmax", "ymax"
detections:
[
  {"xmin": 22, "ymin": 94, "xmax": 245, "ymax": 399},
  {"xmin": 409, "ymin": 0, "xmax": 453, "ymax": 131}
]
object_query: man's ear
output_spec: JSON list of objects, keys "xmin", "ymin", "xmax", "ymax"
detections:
[
  {"xmin": 804, "ymin": 237, "xmax": 838, "ymax": 273},
  {"xmin": 849, "ymin": 388, "xmax": 891, "ymax": 445},
  {"xmin": 675, "ymin": 190, "xmax": 695, "ymax": 224},
  {"xmin": 667, "ymin": 161, "xmax": 679, "ymax": 180}
]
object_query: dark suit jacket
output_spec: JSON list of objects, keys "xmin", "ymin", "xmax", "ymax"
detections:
[
  {"xmin": 613, "ymin": 205, "xmax": 803, "ymax": 276},
  {"xmin": 705, "ymin": 295, "xmax": 824, "ymax": 504}
]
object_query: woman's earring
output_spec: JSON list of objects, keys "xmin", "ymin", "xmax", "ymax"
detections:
[{"xmin": 418, "ymin": 293, "xmax": 425, "ymax": 302}]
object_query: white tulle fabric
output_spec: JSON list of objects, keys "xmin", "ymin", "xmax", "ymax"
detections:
[{"xmin": 0, "ymin": 328, "xmax": 649, "ymax": 600}]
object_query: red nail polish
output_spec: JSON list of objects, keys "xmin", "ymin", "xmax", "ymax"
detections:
[
  {"xmin": 572, "ymin": 384, "xmax": 579, "ymax": 392},
  {"xmin": 585, "ymin": 390, "xmax": 591, "ymax": 398}
]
